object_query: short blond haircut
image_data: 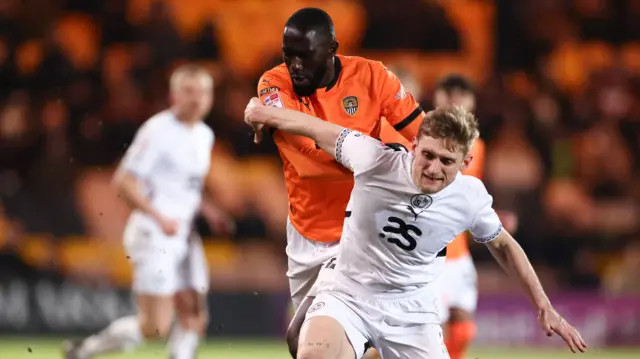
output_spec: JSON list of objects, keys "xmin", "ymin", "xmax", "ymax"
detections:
[
  {"xmin": 170, "ymin": 64, "xmax": 213, "ymax": 91},
  {"xmin": 418, "ymin": 106, "xmax": 479, "ymax": 154}
]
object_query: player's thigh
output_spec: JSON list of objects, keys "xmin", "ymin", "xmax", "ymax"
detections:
[
  {"xmin": 176, "ymin": 233, "xmax": 210, "ymax": 294},
  {"xmin": 285, "ymin": 219, "xmax": 339, "ymax": 310},
  {"xmin": 125, "ymin": 222, "xmax": 189, "ymax": 296},
  {"xmin": 300, "ymin": 294, "xmax": 369, "ymax": 359},
  {"xmin": 136, "ymin": 293, "xmax": 175, "ymax": 338},
  {"xmin": 377, "ymin": 324, "xmax": 449, "ymax": 359},
  {"xmin": 131, "ymin": 251, "xmax": 180, "ymax": 337}
]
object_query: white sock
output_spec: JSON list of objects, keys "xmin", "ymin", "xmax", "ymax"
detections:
[
  {"xmin": 168, "ymin": 324, "xmax": 200, "ymax": 359},
  {"xmin": 79, "ymin": 315, "xmax": 144, "ymax": 357}
]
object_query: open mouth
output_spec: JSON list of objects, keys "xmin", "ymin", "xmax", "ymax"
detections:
[{"xmin": 291, "ymin": 74, "xmax": 310, "ymax": 86}]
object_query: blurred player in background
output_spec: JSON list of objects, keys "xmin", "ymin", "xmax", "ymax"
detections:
[
  {"xmin": 245, "ymin": 99, "xmax": 587, "ymax": 359},
  {"xmin": 63, "ymin": 64, "xmax": 232, "ymax": 359},
  {"xmin": 254, "ymin": 7, "xmax": 425, "ymax": 357}
]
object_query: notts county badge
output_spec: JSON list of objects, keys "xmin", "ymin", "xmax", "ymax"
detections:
[{"xmin": 342, "ymin": 96, "xmax": 359, "ymax": 116}]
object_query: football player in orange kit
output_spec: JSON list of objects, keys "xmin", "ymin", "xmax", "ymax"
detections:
[
  {"xmin": 380, "ymin": 74, "xmax": 518, "ymax": 359},
  {"xmin": 253, "ymin": 7, "xmax": 424, "ymax": 358}
]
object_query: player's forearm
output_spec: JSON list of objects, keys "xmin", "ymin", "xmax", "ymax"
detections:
[
  {"xmin": 486, "ymin": 232, "xmax": 551, "ymax": 310},
  {"xmin": 112, "ymin": 171, "xmax": 162, "ymax": 220},
  {"xmin": 257, "ymin": 106, "xmax": 344, "ymax": 157}
]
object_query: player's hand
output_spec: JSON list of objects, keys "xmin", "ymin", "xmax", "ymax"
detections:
[
  {"xmin": 538, "ymin": 306, "xmax": 587, "ymax": 353},
  {"xmin": 157, "ymin": 216, "xmax": 179, "ymax": 236},
  {"xmin": 244, "ymin": 97, "xmax": 264, "ymax": 144}
]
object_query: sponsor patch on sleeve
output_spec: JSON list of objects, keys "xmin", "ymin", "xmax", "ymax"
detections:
[
  {"xmin": 264, "ymin": 92, "xmax": 283, "ymax": 108},
  {"xmin": 259, "ymin": 86, "xmax": 280, "ymax": 97}
]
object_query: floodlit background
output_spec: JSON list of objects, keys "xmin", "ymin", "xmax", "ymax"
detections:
[{"xmin": 0, "ymin": 0, "xmax": 639, "ymax": 358}]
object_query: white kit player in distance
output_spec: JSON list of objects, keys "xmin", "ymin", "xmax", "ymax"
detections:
[
  {"xmin": 63, "ymin": 65, "xmax": 232, "ymax": 359},
  {"xmin": 244, "ymin": 98, "xmax": 587, "ymax": 359}
]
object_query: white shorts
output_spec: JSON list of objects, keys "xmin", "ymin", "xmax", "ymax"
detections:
[
  {"xmin": 439, "ymin": 255, "xmax": 478, "ymax": 322},
  {"xmin": 305, "ymin": 289, "xmax": 449, "ymax": 359},
  {"xmin": 286, "ymin": 218, "xmax": 340, "ymax": 311},
  {"xmin": 124, "ymin": 215, "xmax": 209, "ymax": 296}
]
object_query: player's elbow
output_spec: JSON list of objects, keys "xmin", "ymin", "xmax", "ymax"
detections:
[{"xmin": 112, "ymin": 171, "xmax": 136, "ymax": 198}]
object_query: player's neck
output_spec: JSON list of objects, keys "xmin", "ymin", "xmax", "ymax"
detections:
[
  {"xmin": 318, "ymin": 58, "xmax": 336, "ymax": 89},
  {"xmin": 171, "ymin": 109, "xmax": 200, "ymax": 127}
]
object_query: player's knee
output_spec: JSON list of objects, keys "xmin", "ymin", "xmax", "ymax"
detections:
[
  {"xmin": 139, "ymin": 315, "xmax": 171, "ymax": 339},
  {"xmin": 177, "ymin": 310, "xmax": 208, "ymax": 335}
]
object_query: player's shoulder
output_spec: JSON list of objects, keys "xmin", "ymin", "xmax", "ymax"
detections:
[
  {"xmin": 454, "ymin": 174, "xmax": 490, "ymax": 204},
  {"xmin": 339, "ymin": 55, "xmax": 386, "ymax": 73},
  {"xmin": 195, "ymin": 121, "xmax": 215, "ymax": 143},
  {"xmin": 258, "ymin": 64, "xmax": 291, "ymax": 91},
  {"xmin": 138, "ymin": 110, "xmax": 174, "ymax": 134}
]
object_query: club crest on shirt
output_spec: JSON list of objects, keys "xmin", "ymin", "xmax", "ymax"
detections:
[
  {"xmin": 342, "ymin": 96, "xmax": 358, "ymax": 116},
  {"xmin": 410, "ymin": 194, "xmax": 433, "ymax": 209},
  {"xmin": 407, "ymin": 194, "xmax": 433, "ymax": 220}
]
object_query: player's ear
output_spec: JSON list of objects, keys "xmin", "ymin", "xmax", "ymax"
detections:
[
  {"xmin": 411, "ymin": 137, "xmax": 418, "ymax": 152},
  {"xmin": 460, "ymin": 153, "xmax": 473, "ymax": 171},
  {"xmin": 330, "ymin": 41, "xmax": 339, "ymax": 55}
]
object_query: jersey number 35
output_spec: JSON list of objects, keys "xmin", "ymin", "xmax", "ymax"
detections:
[{"xmin": 380, "ymin": 216, "xmax": 422, "ymax": 251}]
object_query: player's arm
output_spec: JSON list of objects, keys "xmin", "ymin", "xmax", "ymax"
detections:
[
  {"xmin": 113, "ymin": 126, "xmax": 163, "ymax": 221},
  {"xmin": 377, "ymin": 64, "xmax": 425, "ymax": 141},
  {"xmin": 469, "ymin": 183, "xmax": 587, "ymax": 353},
  {"xmin": 245, "ymin": 98, "xmax": 385, "ymax": 175},
  {"xmin": 247, "ymin": 98, "xmax": 342, "ymax": 154},
  {"xmin": 256, "ymin": 74, "xmax": 343, "ymax": 178}
]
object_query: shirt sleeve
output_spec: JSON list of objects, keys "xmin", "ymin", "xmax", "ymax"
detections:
[
  {"xmin": 257, "ymin": 72, "xmax": 297, "ymax": 109},
  {"xmin": 376, "ymin": 64, "xmax": 424, "ymax": 132},
  {"xmin": 335, "ymin": 128, "xmax": 394, "ymax": 176},
  {"xmin": 468, "ymin": 180, "xmax": 503, "ymax": 243},
  {"xmin": 119, "ymin": 124, "xmax": 160, "ymax": 178}
]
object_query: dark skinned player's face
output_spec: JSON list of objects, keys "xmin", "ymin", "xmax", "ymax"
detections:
[{"xmin": 282, "ymin": 26, "xmax": 333, "ymax": 97}]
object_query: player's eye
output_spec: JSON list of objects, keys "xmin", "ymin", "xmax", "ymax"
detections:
[
  {"xmin": 422, "ymin": 151, "xmax": 435, "ymax": 160},
  {"xmin": 441, "ymin": 158, "xmax": 454, "ymax": 166}
]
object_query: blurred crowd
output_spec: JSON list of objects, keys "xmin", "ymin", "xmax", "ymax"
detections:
[{"xmin": 0, "ymin": 0, "xmax": 638, "ymax": 293}]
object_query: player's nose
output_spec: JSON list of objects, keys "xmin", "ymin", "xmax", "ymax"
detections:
[{"xmin": 290, "ymin": 58, "xmax": 303, "ymax": 71}]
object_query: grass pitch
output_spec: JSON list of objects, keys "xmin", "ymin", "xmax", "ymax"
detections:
[{"xmin": 1, "ymin": 337, "xmax": 637, "ymax": 359}]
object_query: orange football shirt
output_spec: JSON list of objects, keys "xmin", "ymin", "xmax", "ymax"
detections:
[{"xmin": 258, "ymin": 55, "xmax": 424, "ymax": 243}]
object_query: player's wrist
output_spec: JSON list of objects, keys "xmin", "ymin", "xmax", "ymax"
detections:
[
  {"xmin": 534, "ymin": 299, "xmax": 553, "ymax": 313},
  {"xmin": 148, "ymin": 208, "xmax": 164, "ymax": 223}
]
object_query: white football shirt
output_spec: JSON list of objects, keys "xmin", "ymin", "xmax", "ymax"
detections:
[
  {"xmin": 325, "ymin": 129, "xmax": 502, "ymax": 296},
  {"xmin": 119, "ymin": 110, "xmax": 214, "ymax": 225}
]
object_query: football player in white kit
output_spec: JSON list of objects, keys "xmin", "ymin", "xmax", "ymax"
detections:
[
  {"xmin": 63, "ymin": 64, "xmax": 230, "ymax": 359},
  {"xmin": 244, "ymin": 98, "xmax": 587, "ymax": 359}
]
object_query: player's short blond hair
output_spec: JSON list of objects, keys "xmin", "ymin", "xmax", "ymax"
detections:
[
  {"xmin": 170, "ymin": 64, "xmax": 213, "ymax": 91},
  {"xmin": 418, "ymin": 106, "xmax": 479, "ymax": 154}
]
